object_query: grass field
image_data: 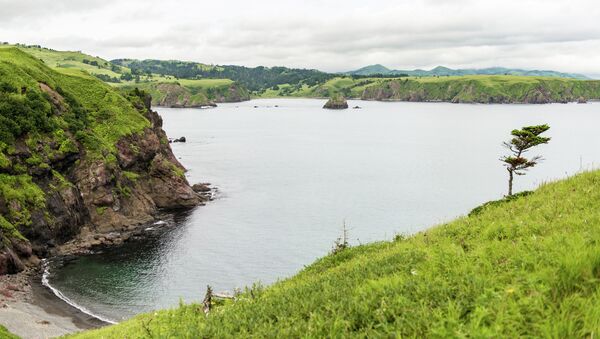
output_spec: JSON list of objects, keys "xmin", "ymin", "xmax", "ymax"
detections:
[{"xmin": 69, "ymin": 170, "xmax": 600, "ymax": 338}]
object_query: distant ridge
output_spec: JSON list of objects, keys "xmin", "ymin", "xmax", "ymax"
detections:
[{"xmin": 347, "ymin": 64, "xmax": 589, "ymax": 80}]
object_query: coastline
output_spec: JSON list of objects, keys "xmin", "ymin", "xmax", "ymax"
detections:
[
  {"xmin": 0, "ymin": 193, "xmax": 213, "ymax": 338},
  {"xmin": 0, "ymin": 268, "xmax": 106, "ymax": 339}
]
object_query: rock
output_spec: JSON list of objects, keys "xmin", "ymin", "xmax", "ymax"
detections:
[
  {"xmin": 323, "ymin": 94, "xmax": 349, "ymax": 109},
  {"xmin": 578, "ymin": 97, "xmax": 588, "ymax": 104},
  {"xmin": 192, "ymin": 183, "xmax": 211, "ymax": 193},
  {"xmin": 353, "ymin": 106, "xmax": 362, "ymax": 109},
  {"xmin": 0, "ymin": 250, "xmax": 25, "ymax": 275},
  {"xmin": 172, "ymin": 136, "xmax": 186, "ymax": 143}
]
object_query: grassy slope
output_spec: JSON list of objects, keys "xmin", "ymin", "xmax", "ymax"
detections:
[
  {"xmin": 0, "ymin": 325, "xmax": 19, "ymax": 339},
  {"xmin": 15, "ymin": 45, "xmax": 124, "ymax": 78},
  {"xmin": 7, "ymin": 45, "xmax": 245, "ymax": 105},
  {"xmin": 0, "ymin": 47, "xmax": 148, "ymax": 241},
  {"xmin": 258, "ymin": 75, "xmax": 600, "ymax": 103},
  {"xmin": 70, "ymin": 170, "xmax": 600, "ymax": 338}
]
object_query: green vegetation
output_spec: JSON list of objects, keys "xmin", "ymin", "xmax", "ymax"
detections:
[
  {"xmin": 0, "ymin": 325, "xmax": 19, "ymax": 339},
  {"xmin": 360, "ymin": 75, "xmax": 600, "ymax": 103},
  {"xmin": 70, "ymin": 170, "xmax": 600, "ymax": 337},
  {"xmin": 258, "ymin": 75, "xmax": 600, "ymax": 103},
  {"xmin": 0, "ymin": 47, "xmax": 152, "ymax": 249},
  {"xmin": 11, "ymin": 44, "xmax": 598, "ymax": 105},
  {"xmin": 501, "ymin": 125, "xmax": 551, "ymax": 196},
  {"xmin": 3, "ymin": 45, "xmax": 248, "ymax": 107},
  {"xmin": 117, "ymin": 79, "xmax": 249, "ymax": 107},
  {"xmin": 112, "ymin": 59, "xmax": 333, "ymax": 92},
  {"xmin": 348, "ymin": 64, "xmax": 589, "ymax": 80}
]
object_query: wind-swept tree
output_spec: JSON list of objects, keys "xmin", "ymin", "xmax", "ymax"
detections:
[{"xmin": 501, "ymin": 125, "xmax": 551, "ymax": 196}]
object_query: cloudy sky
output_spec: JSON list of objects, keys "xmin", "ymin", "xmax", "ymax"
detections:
[{"xmin": 2, "ymin": 0, "xmax": 600, "ymax": 76}]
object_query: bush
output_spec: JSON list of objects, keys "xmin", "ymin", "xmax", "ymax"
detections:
[{"xmin": 469, "ymin": 191, "xmax": 533, "ymax": 217}]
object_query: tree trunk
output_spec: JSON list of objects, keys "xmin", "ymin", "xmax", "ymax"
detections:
[{"xmin": 508, "ymin": 169, "xmax": 514, "ymax": 196}]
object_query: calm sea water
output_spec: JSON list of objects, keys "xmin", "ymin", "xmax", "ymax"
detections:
[{"xmin": 46, "ymin": 99, "xmax": 600, "ymax": 322}]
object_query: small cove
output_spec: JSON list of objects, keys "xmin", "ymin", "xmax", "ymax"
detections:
[{"xmin": 46, "ymin": 99, "xmax": 600, "ymax": 322}]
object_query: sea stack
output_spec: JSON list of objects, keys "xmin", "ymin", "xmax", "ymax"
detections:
[{"xmin": 323, "ymin": 94, "xmax": 349, "ymax": 109}]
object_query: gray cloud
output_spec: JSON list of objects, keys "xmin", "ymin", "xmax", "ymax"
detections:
[{"xmin": 1, "ymin": 0, "xmax": 599, "ymax": 76}]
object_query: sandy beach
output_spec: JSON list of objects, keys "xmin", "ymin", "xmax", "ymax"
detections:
[{"xmin": 0, "ymin": 269, "xmax": 106, "ymax": 339}]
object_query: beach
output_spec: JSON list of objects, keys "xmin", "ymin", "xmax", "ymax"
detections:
[{"xmin": 0, "ymin": 269, "xmax": 105, "ymax": 339}]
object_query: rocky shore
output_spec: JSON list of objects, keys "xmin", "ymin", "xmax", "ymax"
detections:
[{"xmin": 0, "ymin": 267, "xmax": 105, "ymax": 338}]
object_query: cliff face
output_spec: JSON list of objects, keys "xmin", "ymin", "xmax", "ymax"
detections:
[
  {"xmin": 123, "ymin": 82, "xmax": 251, "ymax": 109},
  {"xmin": 0, "ymin": 49, "xmax": 203, "ymax": 275},
  {"xmin": 360, "ymin": 77, "xmax": 600, "ymax": 104}
]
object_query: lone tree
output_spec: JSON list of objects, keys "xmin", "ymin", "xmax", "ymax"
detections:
[{"xmin": 501, "ymin": 125, "xmax": 551, "ymax": 196}]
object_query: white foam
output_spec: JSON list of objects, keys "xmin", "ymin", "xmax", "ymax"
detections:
[{"xmin": 41, "ymin": 259, "xmax": 118, "ymax": 325}]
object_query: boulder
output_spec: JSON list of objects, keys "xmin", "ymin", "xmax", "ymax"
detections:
[
  {"xmin": 578, "ymin": 97, "xmax": 588, "ymax": 104},
  {"xmin": 192, "ymin": 183, "xmax": 212, "ymax": 193},
  {"xmin": 323, "ymin": 94, "xmax": 348, "ymax": 109}
]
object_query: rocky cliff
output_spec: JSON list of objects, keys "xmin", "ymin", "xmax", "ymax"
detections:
[
  {"xmin": 360, "ymin": 77, "xmax": 600, "ymax": 104},
  {"xmin": 0, "ymin": 48, "xmax": 204, "ymax": 275},
  {"xmin": 121, "ymin": 81, "xmax": 251, "ymax": 108}
]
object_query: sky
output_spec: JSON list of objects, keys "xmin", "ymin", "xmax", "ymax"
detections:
[{"xmin": 1, "ymin": 0, "xmax": 600, "ymax": 76}]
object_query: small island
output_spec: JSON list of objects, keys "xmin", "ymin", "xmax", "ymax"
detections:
[{"xmin": 323, "ymin": 94, "xmax": 349, "ymax": 109}]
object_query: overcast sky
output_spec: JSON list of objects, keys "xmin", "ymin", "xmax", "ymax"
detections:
[{"xmin": 2, "ymin": 0, "xmax": 600, "ymax": 76}]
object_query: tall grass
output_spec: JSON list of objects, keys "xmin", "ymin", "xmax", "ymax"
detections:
[{"xmin": 70, "ymin": 170, "xmax": 600, "ymax": 338}]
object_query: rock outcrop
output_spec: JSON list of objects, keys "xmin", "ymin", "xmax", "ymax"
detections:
[
  {"xmin": 360, "ymin": 77, "xmax": 600, "ymax": 104},
  {"xmin": 323, "ymin": 94, "xmax": 349, "ymax": 109},
  {"xmin": 0, "ymin": 49, "xmax": 205, "ymax": 274}
]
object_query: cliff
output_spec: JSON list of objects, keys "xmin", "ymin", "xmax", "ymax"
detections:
[
  {"xmin": 120, "ymin": 81, "xmax": 251, "ymax": 108},
  {"xmin": 360, "ymin": 76, "xmax": 600, "ymax": 103},
  {"xmin": 0, "ymin": 48, "xmax": 203, "ymax": 275}
]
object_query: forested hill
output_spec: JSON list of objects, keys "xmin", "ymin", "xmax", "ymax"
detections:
[{"xmin": 111, "ymin": 59, "xmax": 334, "ymax": 92}]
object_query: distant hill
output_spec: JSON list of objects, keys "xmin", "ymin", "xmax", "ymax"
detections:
[
  {"xmin": 347, "ymin": 64, "xmax": 590, "ymax": 80},
  {"xmin": 112, "ymin": 59, "xmax": 334, "ymax": 92}
]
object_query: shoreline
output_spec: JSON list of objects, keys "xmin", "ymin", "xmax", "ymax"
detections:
[
  {"xmin": 0, "ymin": 201, "xmax": 212, "ymax": 338},
  {"xmin": 0, "ymin": 268, "xmax": 106, "ymax": 339}
]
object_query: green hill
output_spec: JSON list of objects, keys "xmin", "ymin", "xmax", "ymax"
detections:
[
  {"xmin": 70, "ymin": 170, "xmax": 600, "ymax": 337},
  {"xmin": 8, "ymin": 44, "xmax": 248, "ymax": 107},
  {"xmin": 112, "ymin": 58, "xmax": 334, "ymax": 93},
  {"xmin": 0, "ymin": 47, "xmax": 200, "ymax": 276},
  {"xmin": 260, "ymin": 75, "xmax": 600, "ymax": 103}
]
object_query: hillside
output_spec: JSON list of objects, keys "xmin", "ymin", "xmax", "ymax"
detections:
[
  {"xmin": 69, "ymin": 170, "xmax": 600, "ymax": 337},
  {"xmin": 112, "ymin": 59, "xmax": 334, "ymax": 92},
  {"xmin": 0, "ymin": 47, "xmax": 203, "ymax": 275},
  {"xmin": 10, "ymin": 44, "xmax": 247, "ymax": 107},
  {"xmin": 348, "ymin": 64, "xmax": 590, "ymax": 80},
  {"xmin": 260, "ymin": 75, "xmax": 600, "ymax": 104},
  {"xmin": 117, "ymin": 79, "xmax": 250, "ymax": 108}
]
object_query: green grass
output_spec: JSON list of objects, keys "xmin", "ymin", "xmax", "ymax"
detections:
[
  {"xmin": 256, "ymin": 75, "xmax": 600, "ymax": 103},
  {"xmin": 0, "ymin": 325, "xmax": 20, "ymax": 339},
  {"xmin": 0, "ymin": 45, "xmax": 245, "ymax": 106},
  {"xmin": 4, "ymin": 45, "xmax": 125, "ymax": 79},
  {"xmin": 69, "ymin": 170, "xmax": 600, "ymax": 338},
  {"xmin": 0, "ymin": 47, "xmax": 152, "ymax": 247}
]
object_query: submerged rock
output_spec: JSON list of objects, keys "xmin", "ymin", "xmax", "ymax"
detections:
[{"xmin": 323, "ymin": 94, "xmax": 348, "ymax": 109}]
